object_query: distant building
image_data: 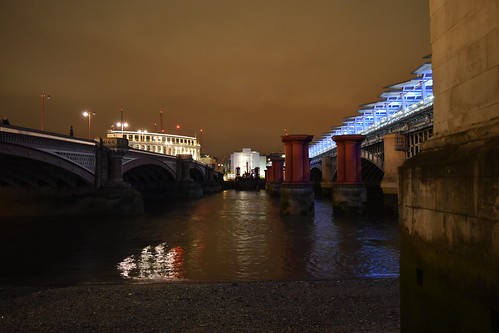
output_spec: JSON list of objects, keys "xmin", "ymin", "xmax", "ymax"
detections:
[
  {"xmin": 229, "ymin": 148, "xmax": 267, "ymax": 179},
  {"xmin": 107, "ymin": 129, "xmax": 201, "ymax": 160}
]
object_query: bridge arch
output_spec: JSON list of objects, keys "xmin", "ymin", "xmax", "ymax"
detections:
[
  {"xmin": 0, "ymin": 142, "xmax": 95, "ymax": 190},
  {"xmin": 360, "ymin": 158, "xmax": 384, "ymax": 186},
  {"xmin": 123, "ymin": 158, "xmax": 177, "ymax": 194},
  {"xmin": 190, "ymin": 167, "xmax": 205, "ymax": 184},
  {"xmin": 123, "ymin": 157, "xmax": 176, "ymax": 178}
]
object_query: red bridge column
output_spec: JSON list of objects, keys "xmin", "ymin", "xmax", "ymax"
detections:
[
  {"xmin": 265, "ymin": 153, "xmax": 284, "ymax": 195},
  {"xmin": 332, "ymin": 134, "xmax": 366, "ymax": 214},
  {"xmin": 280, "ymin": 134, "xmax": 314, "ymax": 215}
]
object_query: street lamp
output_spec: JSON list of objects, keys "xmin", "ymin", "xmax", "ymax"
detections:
[
  {"xmin": 176, "ymin": 124, "xmax": 180, "ymax": 134},
  {"xmin": 41, "ymin": 92, "xmax": 50, "ymax": 131},
  {"xmin": 116, "ymin": 121, "xmax": 128, "ymax": 135},
  {"xmin": 82, "ymin": 111, "xmax": 95, "ymax": 139}
]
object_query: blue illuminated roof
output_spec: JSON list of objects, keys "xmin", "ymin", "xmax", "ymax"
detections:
[{"xmin": 309, "ymin": 60, "xmax": 434, "ymax": 158}]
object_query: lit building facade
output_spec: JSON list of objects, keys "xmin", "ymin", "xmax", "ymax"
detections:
[
  {"xmin": 107, "ymin": 130, "xmax": 201, "ymax": 160},
  {"xmin": 229, "ymin": 148, "xmax": 267, "ymax": 179}
]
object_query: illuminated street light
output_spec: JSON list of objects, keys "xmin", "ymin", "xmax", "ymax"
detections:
[
  {"xmin": 116, "ymin": 121, "xmax": 128, "ymax": 135},
  {"xmin": 82, "ymin": 111, "xmax": 96, "ymax": 139},
  {"xmin": 40, "ymin": 92, "xmax": 50, "ymax": 131},
  {"xmin": 176, "ymin": 124, "xmax": 180, "ymax": 134},
  {"xmin": 117, "ymin": 108, "xmax": 130, "ymax": 135}
]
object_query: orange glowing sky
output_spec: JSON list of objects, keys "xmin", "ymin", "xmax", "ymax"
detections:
[{"xmin": 0, "ymin": 0, "xmax": 430, "ymax": 161}]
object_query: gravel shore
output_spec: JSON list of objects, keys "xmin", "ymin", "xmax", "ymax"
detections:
[{"xmin": 0, "ymin": 278, "xmax": 399, "ymax": 332}]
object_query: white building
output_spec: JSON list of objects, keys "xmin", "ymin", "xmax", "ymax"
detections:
[
  {"xmin": 107, "ymin": 129, "xmax": 201, "ymax": 160},
  {"xmin": 229, "ymin": 148, "xmax": 267, "ymax": 179}
]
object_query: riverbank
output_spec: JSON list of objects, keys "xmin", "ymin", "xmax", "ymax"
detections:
[{"xmin": 0, "ymin": 278, "xmax": 399, "ymax": 332}]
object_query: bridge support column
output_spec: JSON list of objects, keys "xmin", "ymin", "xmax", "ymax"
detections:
[
  {"xmin": 280, "ymin": 135, "xmax": 314, "ymax": 215},
  {"xmin": 399, "ymin": 2, "xmax": 499, "ymax": 331},
  {"xmin": 380, "ymin": 133, "xmax": 406, "ymax": 213},
  {"xmin": 202, "ymin": 167, "xmax": 223, "ymax": 194},
  {"xmin": 94, "ymin": 138, "xmax": 143, "ymax": 215},
  {"xmin": 265, "ymin": 153, "xmax": 284, "ymax": 196},
  {"xmin": 176, "ymin": 154, "xmax": 203, "ymax": 198},
  {"xmin": 332, "ymin": 134, "xmax": 366, "ymax": 214},
  {"xmin": 320, "ymin": 156, "xmax": 334, "ymax": 197}
]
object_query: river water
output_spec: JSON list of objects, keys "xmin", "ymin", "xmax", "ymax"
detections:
[{"xmin": 0, "ymin": 190, "xmax": 399, "ymax": 286}]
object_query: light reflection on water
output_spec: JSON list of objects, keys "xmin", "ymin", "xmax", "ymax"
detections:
[
  {"xmin": 0, "ymin": 190, "xmax": 398, "ymax": 285},
  {"xmin": 115, "ymin": 190, "xmax": 399, "ymax": 283}
]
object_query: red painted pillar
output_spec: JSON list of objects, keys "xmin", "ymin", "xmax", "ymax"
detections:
[
  {"xmin": 282, "ymin": 134, "xmax": 313, "ymax": 184},
  {"xmin": 332, "ymin": 134, "xmax": 365, "ymax": 184},
  {"xmin": 283, "ymin": 140, "xmax": 294, "ymax": 182},
  {"xmin": 266, "ymin": 153, "xmax": 285, "ymax": 195},
  {"xmin": 335, "ymin": 139, "xmax": 346, "ymax": 182},
  {"xmin": 266, "ymin": 165, "xmax": 273, "ymax": 183},
  {"xmin": 280, "ymin": 134, "xmax": 314, "ymax": 215},
  {"xmin": 331, "ymin": 134, "xmax": 366, "ymax": 214},
  {"xmin": 271, "ymin": 155, "xmax": 284, "ymax": 184}
]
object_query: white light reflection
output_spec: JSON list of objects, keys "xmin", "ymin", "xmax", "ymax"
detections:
[{"xmin": 117, "ymin": 242, "xmax": 185, "ymax": 281}]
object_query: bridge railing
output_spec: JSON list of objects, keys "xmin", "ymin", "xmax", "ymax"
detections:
[{"xmin": 0, "ymin": 124, "xmax": 96, "ymax": 148}]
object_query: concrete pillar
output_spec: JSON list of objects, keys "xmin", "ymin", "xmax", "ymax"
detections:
[
  {"xmin": 96, "ymin": 137, "xmax": 144, "ymax": 215},
  {"xmin": 400, "ymin": 1, "xmax": 499, "ymax": 331},
  {"xmin": 176, "ymin": 154, "xmax": 203, "ymax": 198},
  {"xmin": 380, "ymin": 133, "xmax": 406, "ymax": 212},
  {"xmin": 202, "ymin": 167, "xmax": 222, "ymax": 194},
  {"xmin": 331, "ymin": 134, "xmax": 366, "ymax": 214},
  {"xmin": 280, "ymin": 134, "xmax": 314, "ymax": 215},
  {"xmin": 101, "ymin": 137, "xmax": 129, "ymax": 186}
]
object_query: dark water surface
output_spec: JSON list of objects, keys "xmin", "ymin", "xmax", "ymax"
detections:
[{"xmin": 0, "ymin": 190, "xmax": 399, "ymax": 285}]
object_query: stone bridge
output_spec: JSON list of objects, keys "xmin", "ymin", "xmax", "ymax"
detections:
[{"xmin": 0, "ymin": 125, "xmax": 222, "ymax": 215}]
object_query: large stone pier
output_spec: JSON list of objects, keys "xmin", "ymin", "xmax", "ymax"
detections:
[{"xmin": 399, "ymin": 1, "xmax": 499, "ymax": 331}]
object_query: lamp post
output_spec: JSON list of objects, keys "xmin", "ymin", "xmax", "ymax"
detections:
[
  {"xmin": 176, "ymin": 124, "xmax": 180, "ymax": 134},
  {"xmin": 41, "ymin": 92, "xmax": 50, "ymax": 131},
  {"xmin": 82, "ymin": 111, "xmax": 95, "ymax": 139},
  {"xmin": 116, "ymin": 121, "xmax": 128, "ymax": 136},
  {"xmin": 159, "ymin": 110, "xmax": 164, "ymax": 133},
  {"xmin": 200, "ymin": 128, "xmax": 203, "ymax": 152}
]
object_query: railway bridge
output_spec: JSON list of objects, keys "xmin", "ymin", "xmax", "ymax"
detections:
[{"xmin": 306, "ymin": 61, "xmax": 434, "ymax": 212}]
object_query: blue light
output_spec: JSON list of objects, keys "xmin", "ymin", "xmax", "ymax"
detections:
[{"xmin": 309, "ymin": 62, "xmax": 433, "ymax": 158}]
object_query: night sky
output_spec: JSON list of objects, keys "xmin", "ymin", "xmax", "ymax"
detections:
[{"xmin": 0, "ymin": 0, "xmax": 430, "ymax": 162}]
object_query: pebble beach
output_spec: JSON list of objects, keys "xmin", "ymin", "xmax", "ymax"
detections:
[{"xmin": 0, "ymin": 278, "xmax": 399, "ymax": 332}]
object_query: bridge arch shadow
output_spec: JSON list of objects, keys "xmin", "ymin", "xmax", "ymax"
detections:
[
  {"xmin": 0, "ymin": 154, "xmax": 94, "ymax": 194},
  {"xmin": 310, "ymin": 158, "xmax": 385, "ymax": 213},
  {"xmin": 123, "ymin": 161, "xmax": 177, "ymax": 200}
]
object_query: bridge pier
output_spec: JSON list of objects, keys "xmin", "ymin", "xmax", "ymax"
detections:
[
  {"xmin": 399, "ymin": 1, "xmax": 499, "ymax": 331},
  {"xmin": 202, "ymin": 167, "xmax": 223, "ymax": 194},
  {"xmin": 380, "ymin": 133, "xmax": 406, "ymax": 213},
  {"xmin": 280, "ymin": 135, "xmax": 314, "ymax": 215},
  {"xmin": 265, "ymin": 153, "xmax": 284, "ymax": 196},
  {"xmin": 320, "ymin": 156, "xmax": 334, "ymax": 197},
  {"xmin": 331, "ymin": 134, "xmax": 366, "ymax": 214},
  {"xmin": 176, "ymin": 154, "xmax": 203, "ymax": 198},
  {"xmin": 95, "ymin": 138, "xmax": 144, "ymax": 215}
]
